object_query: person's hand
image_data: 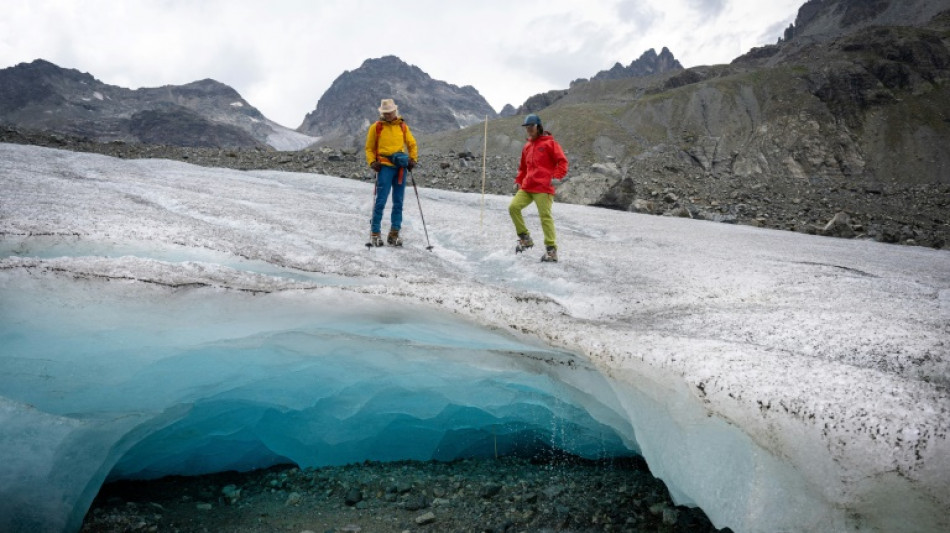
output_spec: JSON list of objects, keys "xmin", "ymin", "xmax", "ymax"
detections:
[
  {"xmin": 408, "ymin": 159, "xmax": 416, "ymax": 171},
  {"xmin": 371, "ymin": 161, "xmax": 382, "ymax": 172}
]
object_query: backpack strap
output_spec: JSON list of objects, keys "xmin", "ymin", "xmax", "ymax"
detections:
[{"xmin": 373, "ymin": 120, "xmax": 408, "ymax": 164}]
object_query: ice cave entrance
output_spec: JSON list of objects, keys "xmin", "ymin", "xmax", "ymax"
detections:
[{"xmin": 1, "ymin": 272, "xmax": 640, "ymax": 490}]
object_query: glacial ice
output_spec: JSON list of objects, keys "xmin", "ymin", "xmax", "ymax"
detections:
[
  {"xmin": 0, "ymin": 275, "xmax": 636, "ymax": 532},
  {"xmin": 0, "ymin": 143, "xmax": 948, "ymax": 533}
]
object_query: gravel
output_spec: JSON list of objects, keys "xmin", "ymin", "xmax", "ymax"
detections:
[{"xmin": 80, "ymin": 455, "xmax": 728, "ymax": 533}]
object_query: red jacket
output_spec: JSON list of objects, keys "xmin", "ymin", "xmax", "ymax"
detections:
[{"xmin": 515, "ymin": 133, "xmax": 569, "ymax": 194}]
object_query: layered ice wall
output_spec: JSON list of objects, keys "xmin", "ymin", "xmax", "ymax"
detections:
[
  {"xmin": 0, "ymin": 273, "xmax": 637, "ymax": 532},
  {"xmin": 1, "ymin": 144, "xmax": 948, "ymax": 533}
]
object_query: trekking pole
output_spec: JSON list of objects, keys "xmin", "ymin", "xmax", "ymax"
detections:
[
  {"xmin": 409, "ymin": 170, "xmax": 434, "ymax": 251},
  {"xmin": 480, "ymin": 115, "xmax": 487, "ymax": 235},
  {"xmin": 365, "ymin": 171, "xmax": 378, "ymax": 249}
]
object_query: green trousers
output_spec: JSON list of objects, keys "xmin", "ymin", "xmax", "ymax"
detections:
[{"xmin": 508, "ymin": 189, "xmax": 556, "ymax": 248}]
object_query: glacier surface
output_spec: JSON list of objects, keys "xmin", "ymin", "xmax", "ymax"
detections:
[{"xmin": 0, "ymin": 143, "xmax": 947, "ymax": 532}]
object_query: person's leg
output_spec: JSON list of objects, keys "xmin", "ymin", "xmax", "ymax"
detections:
[
  {"xmin": 534, "ymin": 193, "xmax": 557, "ymax": 248},
  {"xmin": 390, "ymin": 170, "xmax": 407, "ymax": 231},
  {"xmin": 508, "ymin": 189, "xmax": 534, "ymax": 237},
  {"xmin": 371, "ymin": 166, "xmax": 395, "ymax": 234}
]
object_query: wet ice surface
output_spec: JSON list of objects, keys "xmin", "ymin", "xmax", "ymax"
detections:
[{"xmin": 1, "ymin": 144, "xmax": 948, "ymax": 533}]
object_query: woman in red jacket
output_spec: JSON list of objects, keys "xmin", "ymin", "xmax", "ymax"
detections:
[{"xmin": 509, "ymin": 113, "xmax": 569, "ymax": 262}]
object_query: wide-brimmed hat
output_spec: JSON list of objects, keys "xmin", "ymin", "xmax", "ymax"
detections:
[{"xmin": 378, "ymin": 98, "xmax": 398, "ymax": 114}]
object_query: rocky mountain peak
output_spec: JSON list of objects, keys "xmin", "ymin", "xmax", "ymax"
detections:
[
  {"xmin": 176, "ymin": 78, "xmax": 241, "ymax": 96},
  {"xmin": 358, "ymin": 55, "xmax": 426, "ymax": 80},
  {"xmin": 0, "ymin": 59, "xmax": 98, "ymax": 114},
  {"xmin": 296, "ymin": 55, "xmax": 497, "ymax": 148},
  {"xmin": 588, "ymin": 47, "xmax": 684, "ymax": 82},
  {"xmin": 499, "ymin": 104, "xmax": 518, "ymax": 117},
  {"xmin": 517, "ymin": 47, "xmax": 684, "ymax": 114},
  {"xmin": 11, "ymin": 59, "xmax": 97, "ymax": 82}
]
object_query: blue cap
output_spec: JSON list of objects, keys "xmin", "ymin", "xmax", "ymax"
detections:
[{"xmin": 521, "ymin": 114, "xmax": 541, "ymax": 126}]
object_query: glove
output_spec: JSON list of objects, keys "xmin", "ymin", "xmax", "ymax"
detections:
[
  {"xmin": 408, "ymin": 159, "xmax": 416, "ymax": 171},
  {"xmin": 370, "ymin": 161, "xmax": 382, "ymax": 172}
]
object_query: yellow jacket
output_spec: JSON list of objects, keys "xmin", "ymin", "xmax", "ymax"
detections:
[{"xmin": 364, "ymin": 118, "xmax": 418, "ymax": 167}]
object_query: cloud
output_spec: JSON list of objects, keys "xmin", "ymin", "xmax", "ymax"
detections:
[
  {"xmin": 615, "ymin": 0, "xmax": 662, "ymax": 32},
  {"xmin": 0, "ymin": 0, "xmax": 804, "ymax": 128},
  {"xmin": 684, "ymin": 0, "xmax": 728, "ymax": 18}
]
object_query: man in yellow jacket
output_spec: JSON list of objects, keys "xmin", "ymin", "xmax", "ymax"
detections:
[{"xmin": 365, "ymin": 98, "xmax": 418, "ymax": 247}]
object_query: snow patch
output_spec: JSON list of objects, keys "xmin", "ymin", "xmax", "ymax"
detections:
[
  {"xmin": 265, "ymin": 120, "xmax": 319, "ymax": 151},
  {"xmin": 453, "ymin": 109, "xmax": 488, "ymax": 129}
]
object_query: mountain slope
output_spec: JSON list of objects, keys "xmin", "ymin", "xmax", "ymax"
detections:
[
  {"xmin": 420, "ymin": 0, "xmax": 950, "ymax": 248},
  {"xmin": 0, "ymin": 59, "xmax": 315, "ymax": 149}
]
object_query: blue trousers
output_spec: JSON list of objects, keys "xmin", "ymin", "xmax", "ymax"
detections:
[{"xmin": 371, "ymin": 165, "xmax": 406, "ymax": 234}]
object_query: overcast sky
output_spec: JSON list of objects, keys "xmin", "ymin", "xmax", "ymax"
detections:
[{"xmin": 1, "ymin": 0, "xmax": 803, "ymax": 128}]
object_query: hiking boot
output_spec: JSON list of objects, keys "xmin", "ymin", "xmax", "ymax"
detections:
[
  {"xmin": 369, "ymin": 232, "xmax": 384, "ymax": 247},
  {"xmin": 541, "ymin": 246, "xmax": 558, "ymax": 262},
  {"xmin": 387, "ymin": 229, "xmax": 403, "ymax": 246},
  {"xmin": 515, "ymin": 233, "xmax": 534, "ymax": 253}
]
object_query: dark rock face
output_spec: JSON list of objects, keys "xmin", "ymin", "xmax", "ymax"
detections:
[
  {"xmin": 518, "ymin": 90, "xmax": 570, "ymax": 115},
  {"xmin": 518, "ymin": 48, "xmax": 685, "ymax": 114},
  {"xmin": 0, "ymin": 60, "xmax": 274, "ymax": 148},
  {"xmin": 0, "ymin": 59, "xmax": 70, "ymax": 113},
  {"xmin": 792, "ymin": 0, "xmax": 891, "ymax": 33},
  {"xmin": 129, "ymin": 107, "xmax": 261, "ymax": 148},
  {"xmin": 296, "ymin": 56, "xmax": 497, "ymax": 148},
  {"xmin": 663, "ymin": 69, "xmax": 709, "ymax": 90},
  {"xmin": 742, "ymin": 0, "xmax": 950, "ymax": 65}
]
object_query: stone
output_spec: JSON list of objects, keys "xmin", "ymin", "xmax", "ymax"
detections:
[
  {"xmin": 822, "ymin": 211, "xmax": 855, "ymax": 238},
  {"xmin": 404, "ymin": 494, "xmax": 428, "ymax": 511},
  {"xmin": 414, "ymin": 511, "xmax": 437, "ymax": 525},
  {"xmin": 479, "ymin": 483, "xmax": 502, "ymax": 499},
  {"xmin": 344, "ymin": 488, "xmax": 362, "ymax": 506},
  {"xmin": 222, "ymin": 484, "xmax": 241, "ymax": 504}
]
